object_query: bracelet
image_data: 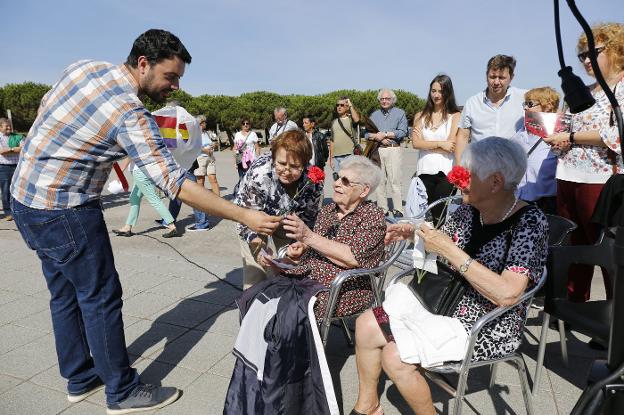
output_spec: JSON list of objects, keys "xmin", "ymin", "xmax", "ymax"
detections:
[
  {"xmin": 569, "ymin": 132, "xmax": 575, "ymax": 145},
  {"xmin": 459, "ymin": 257, "xmax": 474, "ymax": 275}
]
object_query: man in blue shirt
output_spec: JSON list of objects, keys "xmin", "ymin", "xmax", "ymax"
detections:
[
  {"xmin": 367, "ymin": 89, "xmax": 408, "ymax": 217},
  {"xmin": 456, "ymin": 55, "xmax": 526, "ymax": 162}
]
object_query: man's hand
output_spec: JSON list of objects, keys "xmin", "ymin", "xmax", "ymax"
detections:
[{"xmin": 242, "ymin": 210, "xmax": 281, "ymax": 235}]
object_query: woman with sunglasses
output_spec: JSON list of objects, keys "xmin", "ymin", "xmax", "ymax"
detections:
[
  {"xmin": 411, "ymin": 74, "xmax": 461, "ymax": 223},
  {"xmin": 233, "ymin": 118, "xmax": 261, "ymax": 180},
  {"xmin": 509, "ymin": 87, "xmax": 560, "ymax": 214},
  {"xmin": 264, "ymin": 155, "xmax": 386, "ymax": 320},
  {"xmin": 543, "ymin": 22, "xmax": 624, "ymax": 303},
  {"xmin": 233, "ymin": 130, "xmax": 324, "ymax": 289}
]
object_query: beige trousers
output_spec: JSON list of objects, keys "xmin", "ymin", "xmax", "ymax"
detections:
[
  {"xmin": 374, "ymin": 146, "xmax": 404, "ymax": 213},
  {"xmin": 240, "ymin": 233, "xmax": 291, "ymax": 290}
]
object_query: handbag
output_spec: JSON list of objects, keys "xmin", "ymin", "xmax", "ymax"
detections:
[
  {"xmin": 407, "ymin": 205, "xmax": 531, "ymax": 316},
  {"xmin": 337, "ymin": 117, "xmax": 363, "ymax": 155}
]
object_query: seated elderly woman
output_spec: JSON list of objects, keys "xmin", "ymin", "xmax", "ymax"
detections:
[
  {"xmin": 350, "ymin": 137, "xmax": 548, "ymax": 415},
  {"xmin": 259, "ymin": 155, "xmax": 386, "ymax": 319},
  {"xmin": 234, "ymin": 129, "xmax": 324, "ymax": 289}
]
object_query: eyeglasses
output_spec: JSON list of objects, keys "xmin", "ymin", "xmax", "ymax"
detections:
[
  {"xmin": 522, "ymin": 100, "xmax": 541, "ymax": 109},
  {"xmin": 379, "ymin": 97, "xmax": 392, "ymax": 101},
  {"xmin": 274, "ymin": 161, "xmax": 303, "ymax": 173},
  {"xmin": 577, "ymin": 46, "xmax": 606, "ymax": 63},
  {"xmin": 333, "ymin": 172, "xmax": 364, "ymax": 187},
  {"xmin": 336, "ymin": 103, "xmax": 347, "ymax": 108}
]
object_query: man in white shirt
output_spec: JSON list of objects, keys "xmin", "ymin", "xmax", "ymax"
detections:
[
  {"xmin": 268, "ymin": 107, "xmax": 298, "ymax": 143},
  {"xmin": 455, "ymin": 54, "xmax": 526, "ymax": 162}
]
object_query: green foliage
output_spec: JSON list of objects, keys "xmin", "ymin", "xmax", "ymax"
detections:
[
  {"xmin": 0, "ymin": 82, "xmax": 51, "ymax": 131},
  {"xmin": 0, "ymin": 81, "xmax": 425, "ymax": 134}
]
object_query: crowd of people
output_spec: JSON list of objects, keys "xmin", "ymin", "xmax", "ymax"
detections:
[{"xmin": 1, "ymin": 21, "xmax": 622, "ymax": 415}]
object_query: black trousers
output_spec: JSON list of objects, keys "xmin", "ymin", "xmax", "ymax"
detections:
[{"xmin": 418, "ymin": 172, "xmax": 455, "ymax": 224}]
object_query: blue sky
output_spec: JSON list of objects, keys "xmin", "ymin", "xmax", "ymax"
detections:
[{"xmin": 2, "ymin": 0, "xmax": 621, "ymax": 104}]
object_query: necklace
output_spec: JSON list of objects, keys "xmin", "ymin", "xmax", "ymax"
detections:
[{"xmin": 480, "ymin": 197, "xmax": 519, "ymax": 226}]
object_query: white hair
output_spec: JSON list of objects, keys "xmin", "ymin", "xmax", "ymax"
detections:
[
  {"xmin": 274, "ymin": 107, "xmax": 288, "ymax": 116},
  {"xmin": 196, "ymin": 114, "xmax": 206, "ymax": 123},
  {"xmin": 377, "ymin": 89, "xmax": 397, "ymax": 105},
  {"xmin": 461, "ymin": 136, "xmax": 527, "ymax": 190},
  {"xmin": 339, "ymin": 155, "xmax": 382, "ymax": 194}
]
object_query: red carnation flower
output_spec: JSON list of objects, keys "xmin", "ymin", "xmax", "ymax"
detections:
[
  {"xmin": 447, "ymin": 166, "xmax": 471, "ymax": 190},
  {"xmin": 307, "ymin": 166, "xmax": 325, "ymax": 184}
]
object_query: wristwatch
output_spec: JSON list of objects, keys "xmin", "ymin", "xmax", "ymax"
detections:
[
  {"xmin": 569, "ymin": 132, "xmax": 576, "ymax": 146},
  {"xmin": 459, "ymin": 257, "xmax": 474, "ymax": 275}
]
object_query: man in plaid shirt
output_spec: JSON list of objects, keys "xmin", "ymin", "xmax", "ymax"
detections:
[{"xmin": 10, "ymin": 29, "xmax": 279, "ymax": 414}]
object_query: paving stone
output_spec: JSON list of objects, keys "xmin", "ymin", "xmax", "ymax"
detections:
[
  {"xmin": 153, "ymin": 299, "xmax": 226, "ymax": 330},
  {"xmin": 12, "ymin": 308, "xmax": 53, "ymax": 334},
  {"xmin": 150, "ymin": 330, "xmax": 234, "ymax": 373},
  {"xmin": 0, "ymin": 289, "xmax": 21, "ymax": 306},
  {"xmin": 0, "ymin": 381, "xmax": 71, "ymax": 415},
  {"xmin": 0, "ymin": 295, "xmax": 49, "ymax": 325},
  {"xmin": 59, "ymin": 400, "xmax": 105, "ymax": 414},
  {"xmin": 154, "ymin": 372, "xmax": 230, "ymax": 415},
  {"xmin": 0, "ymin": 323, "xmax": 48, "ymax": 354},
  {"xmin": 195, "ymin": 306, "xmax": 240, "ymax": 337},
  {"xmin": 146, "ymin": 277, "xmax": 208, "ymax": 299},
  {"xmin": 30, "ymin": 364, "xmax": 66, "ymax": 394},
  {"xmin": 133, "ymin": 357, "xmax": 203, "ymax": 389},
  {"xmin": 0, "ymin": 334, "xmax": 57, "ymax": 380},
  {"xmin": 125, "ymin": 320, "xmax": 189, "ymax": 359},
  {"xmin": 0, "ymin": 373, "xmax": 23, "ymax": 396},
  {"xmin": 122, "ymin": 292, "xmax": 180, "ymax": 319},
  {"xmin": 188, "ymin": 281, "xmax": 242, "ymax": 306}
]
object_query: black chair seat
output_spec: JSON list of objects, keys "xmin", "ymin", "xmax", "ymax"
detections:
[{"xmin": 548, "ymin": 299, "xmax": 612, "ymax": 342}]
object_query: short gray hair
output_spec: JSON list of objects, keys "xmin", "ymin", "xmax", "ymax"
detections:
[
  {"xmin": 461, "ymin": 136, "xmax": 527, "ymax": 190},
  {"xmin": 377, "ymin": 88, "xmax": 397, "ymax": 105},
  {"xmin": 274, "ymin": 107, "xmax": 288, "ymax": 116},
  {"xmin": 339, "ymin": 155, "xmax": 382, "ymax": 194},
  {"xmin": 196, "ymin": 114, "xmax": 206, "ymax": 123}
]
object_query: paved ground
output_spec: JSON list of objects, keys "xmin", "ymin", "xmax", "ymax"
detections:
[{"xmin": 0, "ymin": 146, "xmax": 609, "ymax": 414}]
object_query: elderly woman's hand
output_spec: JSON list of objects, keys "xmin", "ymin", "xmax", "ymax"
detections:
[
  {"xmin": 286, "ymin": 241, "xmax": 306, "ymax": 261},
  {"xmin": 385, "ymin": 223, "xmax": 415, "ymax": 245},
  {"xmin": 282, "ymin": 214, "xmax": 313, "ymax": 243},
  {"xmin": 415, "ymin": 222, "xmax": 455, "ymax": 256}
]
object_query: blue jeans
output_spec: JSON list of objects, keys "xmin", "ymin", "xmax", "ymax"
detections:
[
  {"xmin": 168, "ymin": 173, "xmax": 210, "ymax": 229},
  {"xmin": 0, "ymin": 164, "xmax": 16, "ymax": 216},
  {"xmin": 11, "ymin": 199, "xmax": 139, "ymax": 404}
]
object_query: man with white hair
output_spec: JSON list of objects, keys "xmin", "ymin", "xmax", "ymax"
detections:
[
  {"xmin": 268, "ymin": 107, "xmax": 298, "ymax": 143},
  {"xmin": 367, "ymin": 89, "xmax": 408, "ymax": 217}
]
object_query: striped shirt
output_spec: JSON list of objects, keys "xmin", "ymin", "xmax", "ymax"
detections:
[{"xmin": 11, "ymin": 60, "xmax": 186, "ymax": 209}]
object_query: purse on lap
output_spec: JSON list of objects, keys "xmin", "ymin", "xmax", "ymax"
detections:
[{"xmin": 407, "ymin": 205, "xmax": 531, "ymax": 316}]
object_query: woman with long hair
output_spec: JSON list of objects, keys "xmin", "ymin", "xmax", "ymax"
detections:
[{"xmin": 412, "ymin": 74, "xmax": 461, "ymax": 222}]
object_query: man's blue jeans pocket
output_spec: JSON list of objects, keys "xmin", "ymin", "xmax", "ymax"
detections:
[{"xmin": 20, "ymin": 212, "xmax": 79, "ymax": 263}]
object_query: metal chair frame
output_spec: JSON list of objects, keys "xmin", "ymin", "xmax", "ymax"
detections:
[{"xmin": 385, "ymin": 263, "xmax": 547, "ymax": 414}]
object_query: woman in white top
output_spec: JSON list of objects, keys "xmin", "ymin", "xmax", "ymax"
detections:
[
  {"xmin": 412, "ymin": 75, "xmax": 461, "ymax": 222},
  {"xmin": 233, "ymin": 119, "xmax": 261, "ymax": 180}
]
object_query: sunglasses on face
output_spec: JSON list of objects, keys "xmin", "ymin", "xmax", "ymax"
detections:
[
  {"xmin": 242, "ymin": 122, "xmax": 250, "ymax": 126},
  {"xmin": 333, "ymin": 172, "xmax": 363, "ymax": 187},
  {"xmin": 336, "ymin": 103, "xmax": 347, "ymax": 108},
  {"xmin": 523, "ymin": 100, "xmax": 541, "ymax": 109},
  {"xmin": 577, "ymin": 46, "xmax": 606, "ymax": 63}
]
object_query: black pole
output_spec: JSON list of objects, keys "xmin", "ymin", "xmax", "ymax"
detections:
[{"xmin": 556, "ymin": 1, "xmax": 624, "ymax": 414}]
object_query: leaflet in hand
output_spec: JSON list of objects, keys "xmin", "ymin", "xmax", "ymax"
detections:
[
  {"xmin": 259, "ymin": 248, "xmax": 298, "ymax": 270},
  {"xmin": 524, "ymin": 111, "xmax": 572, "ymax": 138}
]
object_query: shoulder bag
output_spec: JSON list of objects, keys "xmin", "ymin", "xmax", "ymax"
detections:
[{"xmin": 337, "ymin": 117, "xmax": 363, "ymax": 155}]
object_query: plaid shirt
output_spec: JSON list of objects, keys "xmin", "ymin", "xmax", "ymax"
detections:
[
  {"xmin": 11, "ymin": 60, "xmax": 186, "ymax": 209},
  {"xmin": 0, "ymin": 134, "xmax": 20, "ymax": 165}
]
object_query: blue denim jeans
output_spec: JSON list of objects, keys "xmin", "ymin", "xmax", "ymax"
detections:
[
  {"xmin": 0, "ymin": 164, "xmax": 16, "ymax": 216},
  {"xmin": 11, "ymin": 199, "xmax": 139, "ymax": 404},
  {"xmin": 167, "ymin": 173, "xmax": 210, "ymax": 229}
]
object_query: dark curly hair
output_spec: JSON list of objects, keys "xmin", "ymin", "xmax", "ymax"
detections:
[{"xmin": 125, "ymin": 29, "xmax": 192, "ymax": 68}]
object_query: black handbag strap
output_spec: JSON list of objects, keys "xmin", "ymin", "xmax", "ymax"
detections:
[
  {"xmin": 337, "ymin": 117, "xmax": 357, "ymax": 145},
  {"xmin": 527, "ymin": 138, "xmax": 543, "ymax": 157}
]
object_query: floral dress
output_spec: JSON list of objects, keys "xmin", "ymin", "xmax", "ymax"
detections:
[
  {"xmin": 233, "ymin": 153, "xmax": 323, "ymax": 243},
  {"xmin": 283, "ymin": 201, "xmax": 387, "ymax": 319}
]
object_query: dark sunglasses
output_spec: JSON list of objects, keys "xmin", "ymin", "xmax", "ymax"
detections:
[
  {"xmin": 332, "ymin": 172, "xmax": 363, "ymax": 187},
  {"xmin": 336, "ymin": 103, "xmax": 348, "ymax": 108},
  {"xmin": 577, "ymin": 46, "xmax": 606, "ymax": 63},
  {"xmin": 242, "ymin": 122, "xmax": 250, "ymax": 126},
  {"xmin": 522, "ymin": 100, "xmax": 541, "ymax": 109}
]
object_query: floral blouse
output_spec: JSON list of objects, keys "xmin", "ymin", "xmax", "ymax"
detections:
[
  {"xmin": 556, "ymin": 77, "xmax": 624, "ymax": 184},
  {"xmin": 441, "ymin": 204, "xmax": 548, "ymax": 361},
  {"xmin": 283, "ymin": 201, "xmax": 387, "ymax": 318},
  {"xmin": 233, "ymin": 153, "xmax": 323, "ymax": 243}
]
